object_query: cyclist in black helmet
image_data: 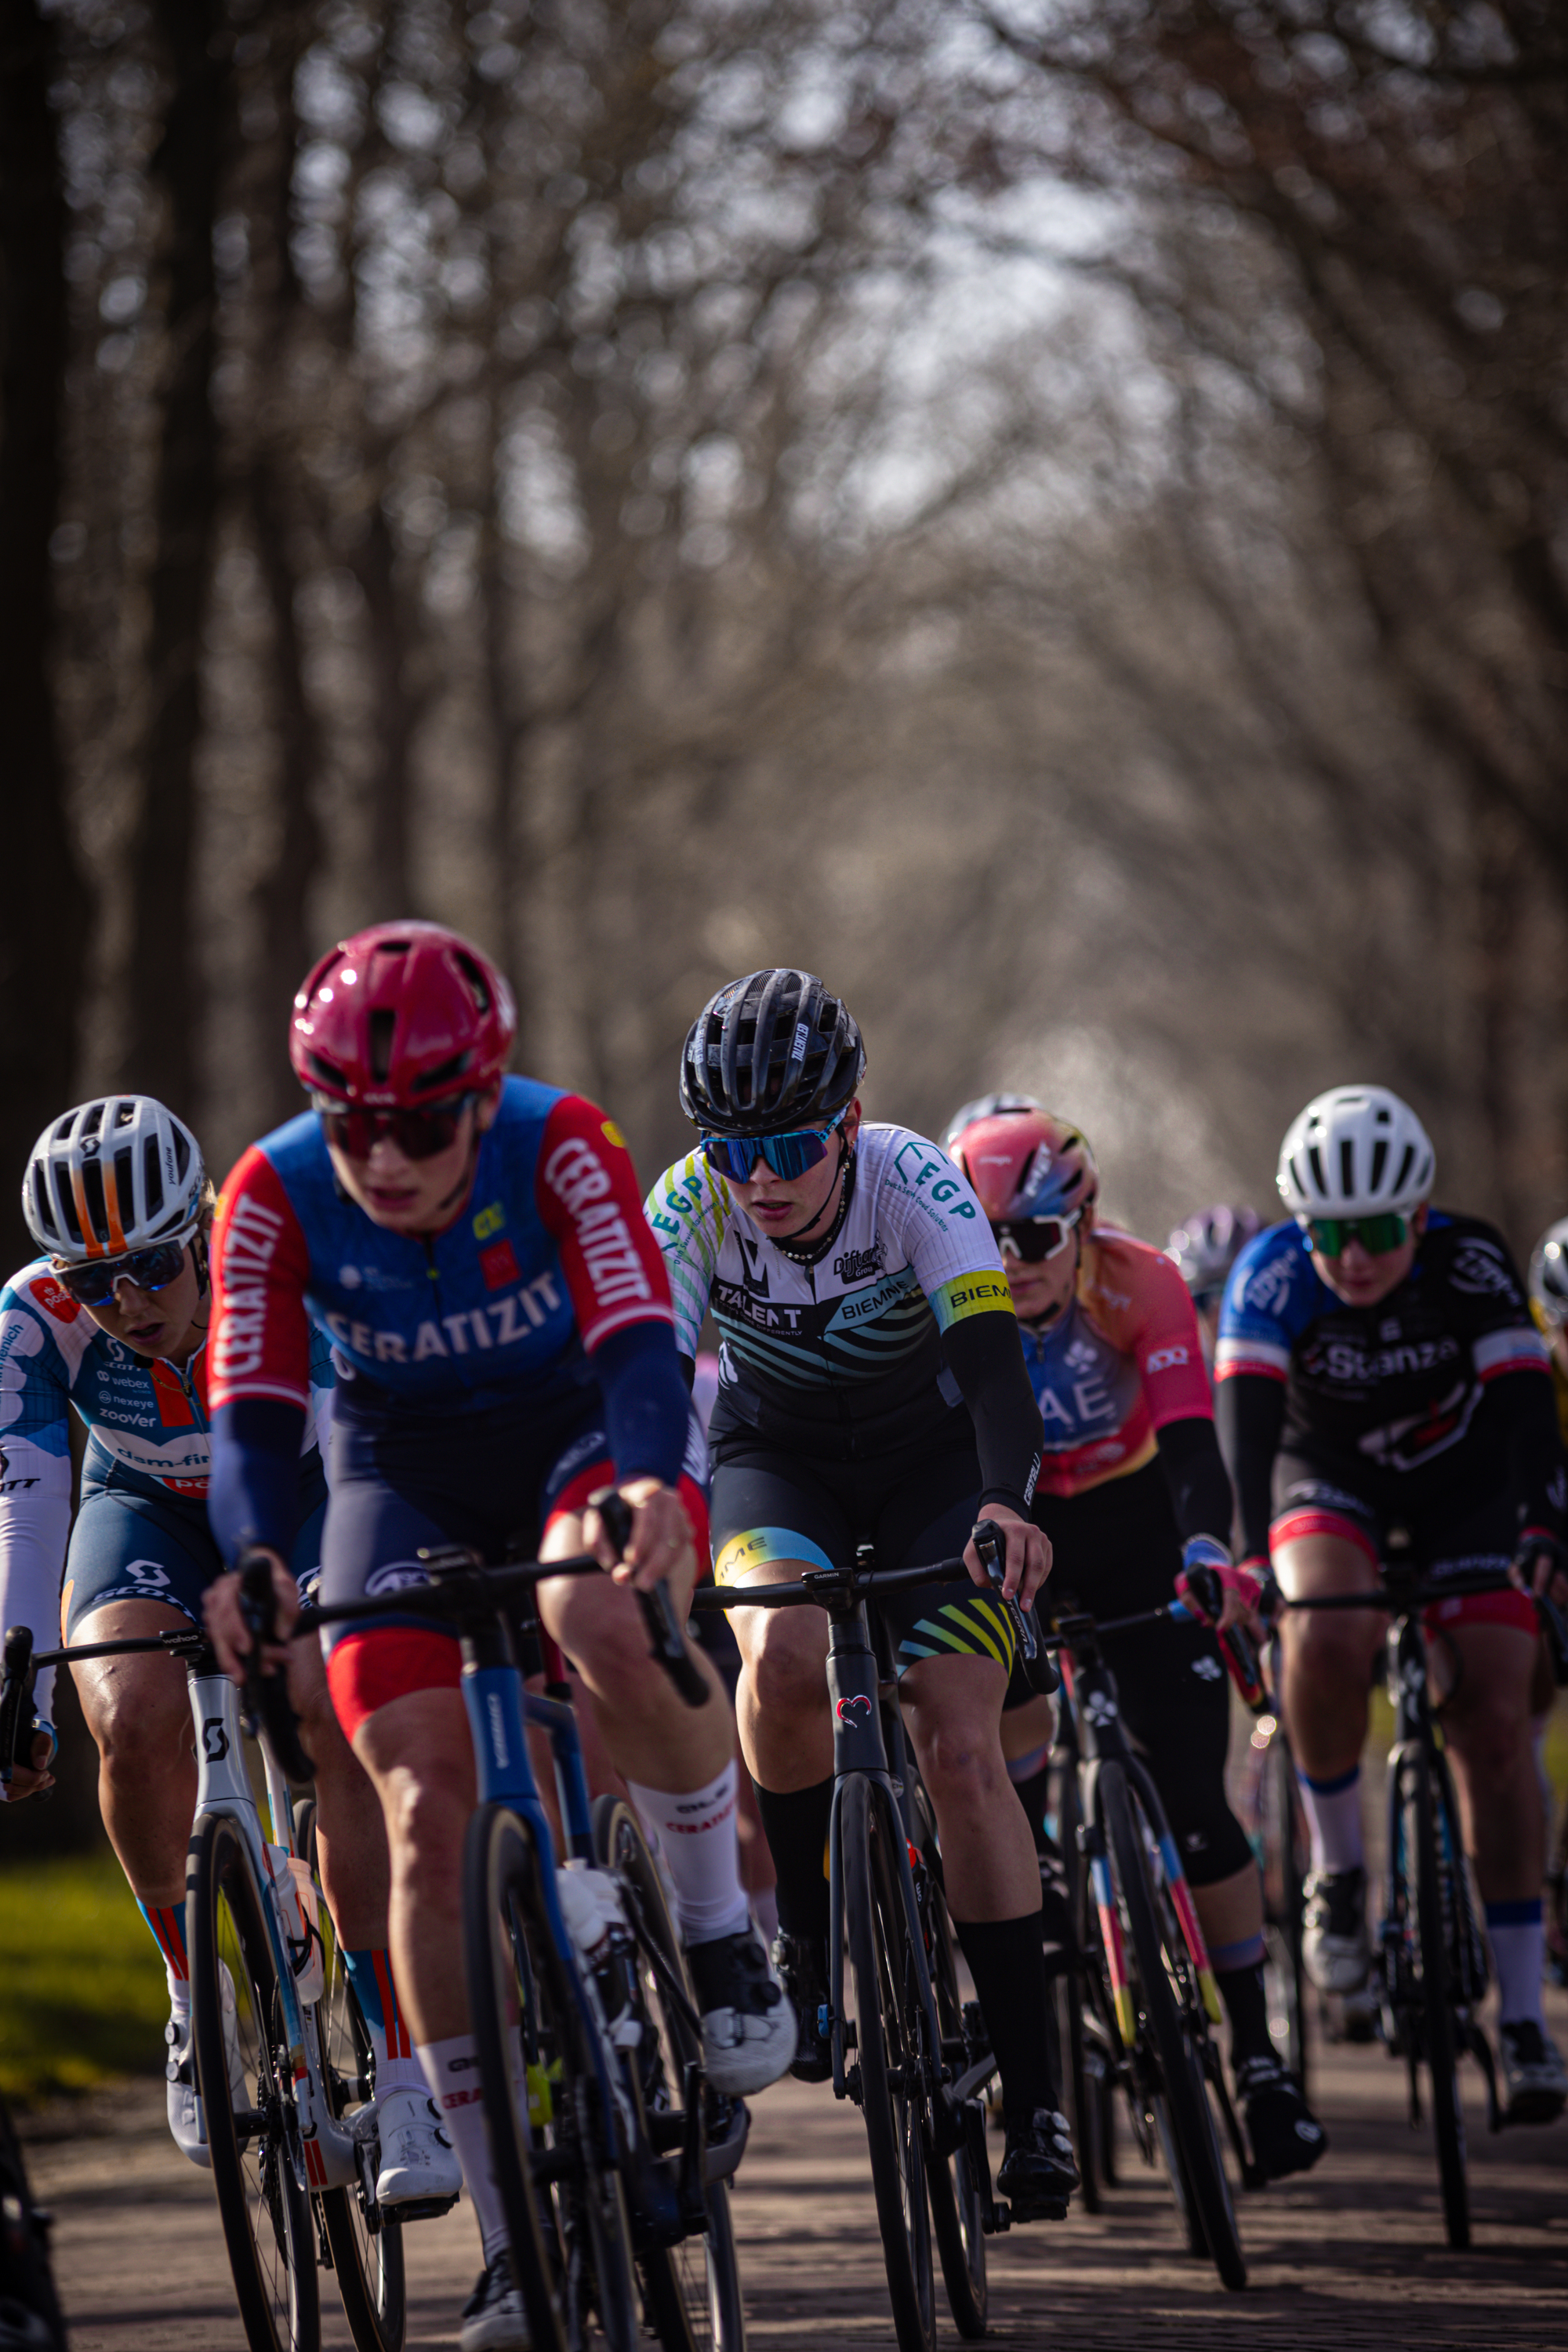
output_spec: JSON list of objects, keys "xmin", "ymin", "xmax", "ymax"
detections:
[{"xmin": 644, "ymin": 971, "xmax": 1079, "ymax": 2219}]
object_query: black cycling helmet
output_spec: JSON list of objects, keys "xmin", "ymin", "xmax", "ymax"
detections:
[{"xmin": 681, "ymin": 969, "xmax": 866, "ymax": 1136}]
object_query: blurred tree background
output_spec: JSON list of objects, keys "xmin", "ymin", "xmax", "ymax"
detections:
[{"xmin": 4, "ymin": 0, "xmax": 1566, "ymax": 1276}]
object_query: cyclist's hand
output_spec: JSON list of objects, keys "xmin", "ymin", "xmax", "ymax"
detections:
[
  {"xmin": 205, "ymin": 1552, "xmax": 299, "ymax": 1682},
  {"xmin": 964, "ymin": 1504, "xmax": 1050, "ymax": 1607},
  {"xmin": 1175, "ymin": 1543, "xmax": 1270, "ymax": 1644},
  {"xmin": 1512, "ymin": 1528, "xmax": 1568, "ymax": 1610},
  {"xmin": 588, "ymin": 1478, "xmax": 695, "ymax": 1594},
  {"xmin": 1, "ymin": 1727, "xmax": 56, "ymax": 1802}
]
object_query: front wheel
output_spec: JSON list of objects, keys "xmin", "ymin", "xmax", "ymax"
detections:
[
  {"xmin": 464, "ymin": 1801, "xmax": 639, "ymax": 2351},
  {"xmin": 591, "ymin": 1796, "xmax": 746, "ymax": 2351},
  {"xmin": 296, "ymin": 1800, "xmax": 407, "ymax": 2352},
  {"xmin": 913, "ymin": 1810, "xmax": 986, "ymax": 2339},
  {"xmin": 187, "ymin": 1809, "xmax": 321, "ymax": 2352},
  {"xmin": 1402, "ymin": 1748, "xmax": 1468, "ymax": 2249},
  {"xmin": 1100, "ymin": 1764, "xmax": 1246, "ymax": 2292},
  {"xmin": 841, "ymin": 1774, "xmax": 935, "ymax": 2352}
]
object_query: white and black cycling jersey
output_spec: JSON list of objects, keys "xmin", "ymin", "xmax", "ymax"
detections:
[{"xmin": 644, "ymin": 1123, "xmax": 1018, "ymax": 1460}]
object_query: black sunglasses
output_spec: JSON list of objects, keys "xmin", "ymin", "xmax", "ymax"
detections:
[{"xmin": 316, "ymin": 1095, "xmax": 477, "ymax": 1163}]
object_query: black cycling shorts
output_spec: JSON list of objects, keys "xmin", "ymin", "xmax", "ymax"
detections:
[
  {"xmin": 1035, "ymin": 1458, "xmax": 1253, "ymax": 1890},
  {"xmin": 1270, "ymin": 1450, "xmax": 1534, "ymax": 1636},
  {"xmin": 710, "ymin": 1427, "xmax": 1018, "ymax": 1682}
]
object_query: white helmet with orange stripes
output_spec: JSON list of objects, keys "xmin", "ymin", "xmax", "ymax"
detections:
[{"xmin": 22, "ymin": 1096, "xmax": 206, "ymax": 1264}]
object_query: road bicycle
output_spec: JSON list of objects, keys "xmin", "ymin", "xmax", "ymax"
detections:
[
  {"xmin": 1042, "ymin": 1590, "xmax": 1250, "ymax": 2290},
  {"xmin": 0, "ymin": 1614, "xmax": 413, "ymax": 2352},
  {"xmin": 1277, "ymin": 1548, "xmax": 1568, "ymax": 2250},
  {"xmin": 1238, "ymin": 1697, "xmax": 1310, "ymax": 2091},
  {"xmin": 693, "ymin": 1528, "xmax": 1056, "ymax": 2352},
  {"xmin": 296, "ymin": 1520, "xmax": 746, "ymax": 2352}
]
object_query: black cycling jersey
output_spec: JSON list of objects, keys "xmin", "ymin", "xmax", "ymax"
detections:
[{"xmin": 1215, "ymin": 1210, "xmax": 1565, "ymax": 1560}]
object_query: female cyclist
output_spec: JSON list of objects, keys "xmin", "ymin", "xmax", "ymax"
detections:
[{"xmin": 944, "ymin": 1095, "xmax": 1326, "ymax": 2182}]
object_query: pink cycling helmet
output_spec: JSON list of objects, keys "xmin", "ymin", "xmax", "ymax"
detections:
[
  {"xmin": 289, "ymin": 921, "xmax": 517, "ymax": 1109},
  {"xmin": 944, "ymin": 1100, "xmax": 1099, "ymax": 1225}
]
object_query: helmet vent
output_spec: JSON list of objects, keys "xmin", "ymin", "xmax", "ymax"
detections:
[
  {"xmin": 368, "ymin": 1009, "xmax": 397, "ymax": 1083},
  {"xmin": 1307, "ymin": 1145, "xmax": 1327, "ymax": 1196},
  {"xmin": 113, "ymin": 1145, "xmax": 135, "ymax": 1221},
  {"xmin": 1339, "ymin": 1139, "xmax": 1356, "ymax": 1197},
  {"xmin": 80, "ymin": 1102, "xmax": 104, "ymax": 1138},
  {"xmin": 454, "ymin": 951, "xmax": 492, "ymax": 1016},
  {"xmin": 1370, "ymin": 1138, "xmax": 1388, "ymax": 1192},
  {"xmin": 413, "ymin": 1053, "xmax": 468, "ymax": 1096},
  {"xmin": 29, "ymin": 1168, "xmax": 59, "ymax": 1244},
  {"xmin": 1392, "ymin": 1142, "xmax": 1415, "ymax": 1199},
  {"xmin": 143, "ymin": 1137, "xmax": 165, "ymax": 1219},
  {"xmin": 307, "ymin": 1051, "xmax": 347, "ymax": 1090},
  {"xmin": 81, "ymin": 1160, "xmax": 107, "ymax": 1247}
]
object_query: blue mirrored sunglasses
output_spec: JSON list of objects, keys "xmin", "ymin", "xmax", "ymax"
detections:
[{"xmin": 700, "ymin": 1106, "xmax": 847, "ymax": 1183}]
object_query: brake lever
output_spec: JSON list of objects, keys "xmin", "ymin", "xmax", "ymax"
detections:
[
  {"xmin": 591, "ymin": 1490, "xmax": 710, "ymax": 1710},
  {"xmin": 238, "ymin": 1552, "xmax": 317, "ymax": 1781},
  {"xmin": 972, "ymin": 1519, "xmax": 1060, "ymax": 1698},
  {"xmin": 0, "ymin": 1626, "xmax": 38, "ymax": 1789}
]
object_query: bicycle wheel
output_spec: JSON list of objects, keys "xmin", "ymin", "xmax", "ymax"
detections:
[
  {"xmin": 1261, "ymin": 1724, "xmax": 1309, "ymax": 2093},
  {"xmin": 1052, "ymin": 1759, "xmax": 1102, "ymax": 2212},
  {"xmin": 1401, "ymin": 1746, "xmax": 1468, "ymax": 2249},
  {"xmin": 465, "ymin": 1800, "xmax": 639, "ymax": 2351},
  {"xmin": 0, "ymin": 2092, "xmax": 67, "ymax": 2351},
  {"xmin": 913, "ymin": 1828, "xmax": 986, "ymax": 2339},
  {"xmin": 296, "ymin": 1802, "xmax": 407, "ymax": 2352},
  {"xmin": 187, "ymin": 1808, "xmax": 321, "ymax": 2352},
  {"xmin": 1100, "ymin": 1763, "xmax": 1246, "ymax": 2291},
  {"xmin": 591, "ymin": 1797, "xmax": 746, "ymax": 2352},
  {"xmin": 841, "ymin": 1773, "xmax": 935, "ymax": 2352}
]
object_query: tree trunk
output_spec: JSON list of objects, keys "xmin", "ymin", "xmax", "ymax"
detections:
[
  {"xmin": 0, "ymin": 0, "xmax": 93, "ymax": 1276},
  {"xmin": 122, "ymin": 0, "xmax": 231, "ymax": 1118},
  {"xmin": 351, "ymin": 500, "xmax": 419, "ymax": 922},
  {"xmin": 249, "ymin": 450, "xmax": 325, "ymax": 1128}
]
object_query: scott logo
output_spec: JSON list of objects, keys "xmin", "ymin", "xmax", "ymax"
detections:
[
  {"xmin": 201, "ymin": 1718, "xmax": 229, "ymax": 1762},
  {"xmin": 835, "ymin": 1695, "xmax": 873, "ymax": 1726}
]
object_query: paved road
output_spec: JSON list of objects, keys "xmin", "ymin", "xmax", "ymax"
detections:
[{"xmin": 27, "ymin": 1994, "xmax": 1568, "ymax": 2352}]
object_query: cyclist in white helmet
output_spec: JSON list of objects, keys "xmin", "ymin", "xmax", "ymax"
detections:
[
  {"xmin": 1214, "ymin": 1085, "xmax": 1568, "ymax": 2122},
  {"xmin": 0, "ymin": 1098, "xmax": 456, "ymax": 2199}
]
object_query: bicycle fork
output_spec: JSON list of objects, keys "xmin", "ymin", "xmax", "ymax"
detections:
[{"xmin": 187, "ymin": 1668, "xmax": 358, "ymax": 2191}]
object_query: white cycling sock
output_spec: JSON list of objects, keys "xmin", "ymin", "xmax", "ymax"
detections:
[
  {"xmin": 168, "ymin": 1963, "xmax": 191, "ymax": 2025},
  {"xmin": 1485, "ymin": 1901, "xmax": 1545, "ymax": 2029},
  {"xmin": 416, "ymin": 2034, "xmax": 507, "ymax": 2263},
  {"xmin": 1296, "ymin": 1762, "xmax": 1365, "ymax": 1875},
  {"xmin": 629, "ymin": 1764, "xmax": 751, "ymax": 1946}
]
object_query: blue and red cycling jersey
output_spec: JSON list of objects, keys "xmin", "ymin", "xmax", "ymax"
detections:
[{"xmin": 206, "ymin": 1078, "xmax": 688, "ymax": 1562}]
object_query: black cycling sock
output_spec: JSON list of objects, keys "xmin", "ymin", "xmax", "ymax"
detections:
[
  {"xmin": 1011, "ymin": 1763, "xmax": 1054, "ymax": 1850},
  {"xmin": 753, "ymin": 1777, "xmax": 833, "ymax": 1947},
  {"xmin": 1215, "ymin": 1958, "xmax": 1273, "ymax": 2067},
  {"xmin": 954, "ymin": 1911, "xmax": 1058, "ymax": 2121}
]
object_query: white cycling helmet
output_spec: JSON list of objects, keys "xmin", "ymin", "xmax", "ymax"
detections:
[
  {"xmin": 22, "ymin": 1096, "xmax": 206, "ymax": 1265},
  {"xmin": 1530, "ymin": 1217, "xmax": 1568, "ymax": 1332},
  {"xmin": 1276, "ymin": 1085, "xmax": 1434, "ymax": 1221}
]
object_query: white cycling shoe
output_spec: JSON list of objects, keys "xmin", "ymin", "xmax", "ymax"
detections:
[
  {"xmin": 687, "ymin": 1922, "xmax": 798, "ymax": 2096},
  {"xmin": 1301, "ymin": 1866, "xmax": 1370, "ymax": 1996},
  {"xmin": 372, "ymin": 2083, "xmax": 463, "ymax": 2204},
  {"xmin": 165, "ymin": 1965, "xmax": 243, "ymax": 2169},
  {"xmin": 1498, "ymin": 2020, "xmax": 1568, "ymax": 2126}
]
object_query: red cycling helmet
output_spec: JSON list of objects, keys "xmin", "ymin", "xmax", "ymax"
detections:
[
  {"xmin": 289, "ymin": 921, "xmax": 517, "ymax": 1109},
  {"xmin": 944, "ymin": 1102, "xmax": 1099, "ymax": 1225}
]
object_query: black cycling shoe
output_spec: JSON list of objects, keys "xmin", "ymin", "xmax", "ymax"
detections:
[
  {"xmin": 771, "ymin": 1930, "xmax": 832, "ymax": 2083},
  {"xmin": 1036, "ymin": 1835, "xmax": 1076, "ymax": 1965},
  {"xmin": 1236, "ymin": 2053, "xmax": 1328, "ymax": 2181},
  {"xmin": 996, "ymin": 2107, "xmax": 1079, "ymax": 2220}
]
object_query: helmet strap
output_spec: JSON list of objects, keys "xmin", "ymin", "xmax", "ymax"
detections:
[{"xmin": 775, "ymin": 1134, "xmax": 856, "ymax": 1268}]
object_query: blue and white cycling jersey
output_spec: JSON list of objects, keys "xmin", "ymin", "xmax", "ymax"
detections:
[{"xmin": 0, "ymin": 1256, "xmax": 333, "ymax": 1715}]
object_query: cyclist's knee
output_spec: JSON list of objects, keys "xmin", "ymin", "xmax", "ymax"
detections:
[
  {"xmin": 1445, "ymin": 1693, "xmax": 1532, "ymax": 1790},
  {"xmin": 910, "ymin": 1719, "xmax": 1007, "ymax": 1820},
  {"xmin": 381, "ymin": 1759, "xmax": 474, "ymax": 1887},
  {"xmin": 746, "ymin": 1615, "xmax": 828, "ymax": 1724},
  {"xmin": 1287, "ymin": 1611, "xmax": 1377, "ymax": 1689},
  {"xmin": 80, "ymin": 1670, "xmax": 188, "ymax": 1777}
]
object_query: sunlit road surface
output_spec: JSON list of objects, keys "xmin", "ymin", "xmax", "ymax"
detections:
[{"xmin": 30, "ymin": 1991, "xmax": 1568, "ymax": 2352}]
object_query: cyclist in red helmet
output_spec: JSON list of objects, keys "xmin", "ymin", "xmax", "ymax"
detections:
[{"xmin": 205, "ymin": 923, "xmax": 794, "ymax": 2352}]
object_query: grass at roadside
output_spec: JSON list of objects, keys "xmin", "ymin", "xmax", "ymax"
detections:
[{"xmin": 0, "ymin": 1851, "xmax": 167, "ymax": 2105}]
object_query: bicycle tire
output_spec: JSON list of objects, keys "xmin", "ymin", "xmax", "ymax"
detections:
[
  {"xmin": 913, "ymin": 1821, "xmax": 986, "ymax": 2339},
  {"xmin": 590, "ymin": 1797, "xmax": 746, "ymax": 2352},
  {"xmin": 464, "ymin": 1800, "xmax": 639, "ymax": 2351},
  {"xmin": 1052, "ymin": 1759, "xmax": 1102, "ymax": 2212},
  {"xmin": 296, "ymin": 1801, "xmax": 407, "ymax": 2352},
  {"xmin": 1263, "ymin": 1725, "xmax": 1309, "ymax": 2093},
  {"xmin": 1403, "ymin": 1748, "xmax": 1468, "ymax": 2249},
  {"xmin": 1100, "ymin": 1763, "xmax": 1246, "ymax": 2291},
  {"xmin": 841, "ymin": 1774, "xmax": 936, "ymax": 2352},
  {"xmin": 187, "ymin": 1808, "xmax": 321, "ymax": 2352},
  {"xmin": 0, "ymin": 2092, "xmax": 67, "ymax": 2350}
]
